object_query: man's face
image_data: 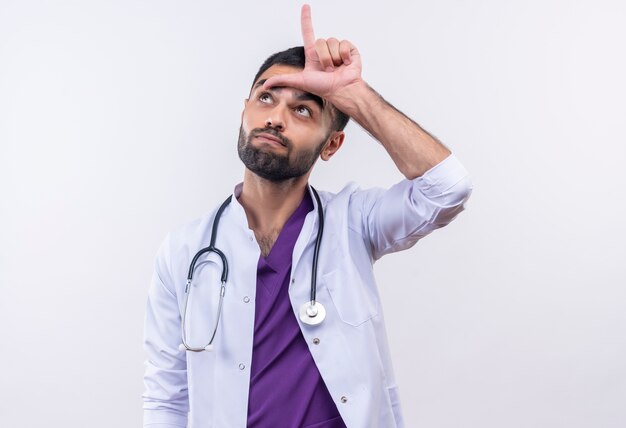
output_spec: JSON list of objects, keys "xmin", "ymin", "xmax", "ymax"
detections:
[{"xmin": 238, "ymin": 64, "xmax": 335, "ymax": 182}]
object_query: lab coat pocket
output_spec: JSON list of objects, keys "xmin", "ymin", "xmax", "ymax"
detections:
[
  {"xmin": 187, "ymin": 350, "xmax": 217, "ymax": 425},
  {"xmin": 323, "ymin": 269, "xmax": 378, "ymax": 327}
]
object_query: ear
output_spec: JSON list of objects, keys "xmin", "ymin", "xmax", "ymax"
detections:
[
  {"xmin": 320, "ymin": 131, "xmax": 345, "ymax": 161},
  {"xmin": 241, "ymin": 98, "xmax": 248, "ymax": 121}
]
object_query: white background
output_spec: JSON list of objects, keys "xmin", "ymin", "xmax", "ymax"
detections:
[{"xmin": 1, "ymin": 0, "xmax": 625, "ymax": 427}]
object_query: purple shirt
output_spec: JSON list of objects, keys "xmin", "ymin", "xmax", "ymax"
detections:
[{"xmin": 246, "ymin": 190, "xmax": 347, "ymax": 428}]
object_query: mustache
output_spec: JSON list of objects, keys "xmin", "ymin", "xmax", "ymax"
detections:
[{"xmin": 250, "ymin": 128, "xmax": 291, "ymax": 148}]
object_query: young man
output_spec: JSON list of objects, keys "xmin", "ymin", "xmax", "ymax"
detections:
[{"xmin": 143, "ymin": 5, "xmax": 472, "ymax": 427}]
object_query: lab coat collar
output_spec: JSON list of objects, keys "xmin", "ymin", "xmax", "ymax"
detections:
[{"xmin": 229, "ymin": 181, "xmax": 322, "ymax": 226}]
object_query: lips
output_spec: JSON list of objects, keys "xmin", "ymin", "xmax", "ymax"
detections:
[{"xmin": 255, "ymin": 132, "xmax": 285, "ymax": 146}]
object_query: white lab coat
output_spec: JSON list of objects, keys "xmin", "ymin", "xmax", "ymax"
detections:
[{"xmin": 143, "ymin": 154, "xmax": 472, "ymax": 428}]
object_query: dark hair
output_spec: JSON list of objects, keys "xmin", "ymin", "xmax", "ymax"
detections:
[{"xmin": 252, "ymin": 46, "xmax": 350, "ymax": 132}]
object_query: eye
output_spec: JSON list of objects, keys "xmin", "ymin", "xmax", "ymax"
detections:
[
  {"xmin": 294, "ymin": 105, "xmax": 311, "ymax": 117},
  {"xmin": 258, "ymin": 92, "xmax": 273, "ymax": 103}
]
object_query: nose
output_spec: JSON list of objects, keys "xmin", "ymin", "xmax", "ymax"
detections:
[{"xmin": 265, "ymin": 105, "xmax": 286, "ymax": 131}]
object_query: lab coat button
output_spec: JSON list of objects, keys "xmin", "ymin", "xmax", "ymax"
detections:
[
  {"xmin": 239, "ymin": 363, "xmax": 245, "ymax": 370},
  {"xmin": 312, "ymin": 338, "xmax": 320, "ymax": 345},
  {"xmin": 243, "ymin": 296, "xmax": 250, "ymax": 303},
  {"xmin": 340, "ymin": 396, "xmax": 348, "ymax": 403}
]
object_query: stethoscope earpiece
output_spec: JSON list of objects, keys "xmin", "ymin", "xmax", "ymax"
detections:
[{"xmin": 179, "ymin": 343, "xmax": 215, "ymax": 352}]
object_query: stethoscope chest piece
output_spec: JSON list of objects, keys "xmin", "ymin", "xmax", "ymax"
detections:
[{"xmin": 299, "ymin": 301, "xmax": 326, "ymax": 325}]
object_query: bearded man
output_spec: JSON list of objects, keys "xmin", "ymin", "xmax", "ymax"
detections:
[{"xmin": 143, "ymin": 5, "xmax": 472, "ymax": 427}]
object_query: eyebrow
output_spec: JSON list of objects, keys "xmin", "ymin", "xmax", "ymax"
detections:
[{"xmin": 254, "ymin": 79, "xmax": 325, "ymax": 112}]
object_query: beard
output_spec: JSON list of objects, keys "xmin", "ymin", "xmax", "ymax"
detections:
[{"xmin": 237, "ymin": 125, "xmax": 327, "ymax": 182}]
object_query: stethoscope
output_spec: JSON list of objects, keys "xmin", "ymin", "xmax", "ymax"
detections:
[{"xmin": 179, "ymin": 186, "xmax": 326, "ymax": 352}]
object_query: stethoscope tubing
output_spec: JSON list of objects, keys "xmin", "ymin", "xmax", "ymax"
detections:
[
  {"xmin": 309, "ymin": 187, "xmax": 323, "ymax": 305},
  {"xmin": 181, "ymin": 186, "xmax": 324, "ymax": 352}
]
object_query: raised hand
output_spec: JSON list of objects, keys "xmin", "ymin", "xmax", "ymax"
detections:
[{"xmin": 262, "ymin": 4, "xmax": 363, "ymax": 100}]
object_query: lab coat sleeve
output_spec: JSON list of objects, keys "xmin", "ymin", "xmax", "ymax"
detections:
[
  {"xmin": 143, "ymin": 233, "xmax": 189, "ymax": 427},
  {"xmin": 358, "ymin": 153, "xmax": 473, "ymax": 260}
]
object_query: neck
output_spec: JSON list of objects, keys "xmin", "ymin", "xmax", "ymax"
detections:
[{"xmin": 238, "ymin": 169, "xmax": 311, "ymax": 235}]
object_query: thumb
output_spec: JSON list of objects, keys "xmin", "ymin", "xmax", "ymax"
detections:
[{"xmin": 263, "ymin": 72, "xmax": 307, "ymax": 91}]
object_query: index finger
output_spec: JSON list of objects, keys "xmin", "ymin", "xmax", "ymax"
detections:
[{"xmin": 301, "ymin": 4, "xmax": 315, "ymax": 49}]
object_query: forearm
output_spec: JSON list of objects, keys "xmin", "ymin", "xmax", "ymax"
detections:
[{"xmin": 329, "ymin": 80, "xmax": 451, "ymax": 179}]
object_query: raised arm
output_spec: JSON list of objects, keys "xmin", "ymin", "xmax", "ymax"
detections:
[
  {"xmin": 265, "ymin": 5, "xmax": 472, "ymax": 260},
  {"xmin": 263, "ymin": 4, "xmax": 452, "ymax": 179}
]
